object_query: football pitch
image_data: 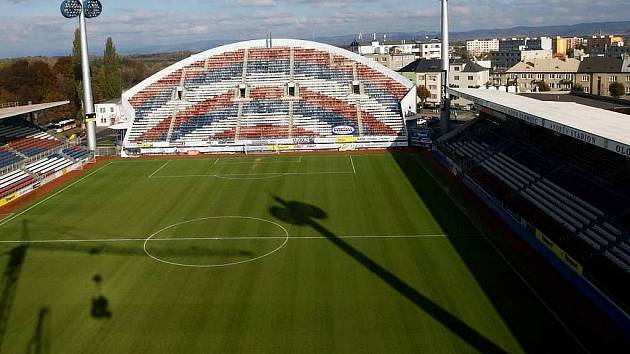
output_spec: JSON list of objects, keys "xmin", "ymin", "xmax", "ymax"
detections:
[{"xmin": 0, "ymin": 152, "xmax": 586, "ymax": 353}]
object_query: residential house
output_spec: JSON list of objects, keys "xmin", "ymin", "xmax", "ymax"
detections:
[{"xmin": 504, "ymin": 58, "xmax": 580, "ymax": 92}]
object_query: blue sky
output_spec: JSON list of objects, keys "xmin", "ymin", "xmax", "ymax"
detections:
[{"xmin": 0, "ymin": 0, "xmax": 628, "ymax": 58}]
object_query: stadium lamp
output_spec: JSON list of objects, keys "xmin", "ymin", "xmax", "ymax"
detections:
[{"xmin": 60, "ymin": 0, "xmax": 102, "ymax": 152}]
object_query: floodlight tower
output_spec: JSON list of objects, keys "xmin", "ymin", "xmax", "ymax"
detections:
[
  {"xmin": 440, "ymin": 0, "xmax": 450, "ymax": 134},
  {"xmin": 60, "ymin": 0, "xmax": 102, "ymax": 152}
]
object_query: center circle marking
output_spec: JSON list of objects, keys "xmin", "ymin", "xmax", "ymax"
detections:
[{"xmin": 143, "ymin": 216, "xmax": 289, "ymax": 268}]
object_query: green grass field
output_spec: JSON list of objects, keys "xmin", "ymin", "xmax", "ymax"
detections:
[{"xmin": 0, "ymin": 152, "xmax": 585, "ymax": 353}]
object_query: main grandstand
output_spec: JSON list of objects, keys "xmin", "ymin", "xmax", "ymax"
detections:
[
  {"xmin": 440, "ymin": 87, "xmax": 630, "ymax": 328},
  {"xmin": 121, "ymin": 39, "xmax": 416, "ymax": 155}
]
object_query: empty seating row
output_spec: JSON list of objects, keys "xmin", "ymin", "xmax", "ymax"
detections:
[
  {"xmin": 24, "ymin": 155, "xmax": 74, "ymax": 177},
  {"xmin": 0, "ymin": 169, "xmax": 33, "ymax": 198}
]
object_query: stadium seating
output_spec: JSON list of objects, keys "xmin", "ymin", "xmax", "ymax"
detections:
[
  {"xmin": 0, "ymin": 117, "xmax": 91, "ymax": 202},
  {"xmin": 24, "ymin": 154, "xmax": 74, "ymax": 177},
  {"xmin": 441, "ymin": 116, "xmax": 630, "ymax": 275},
  {"xmin": 0, "ymin": 169, "xmax": 33, "ymax": 199},
  {"xmin": 125, "ymin": 43, "xmax": 410, "ymax": 145}
]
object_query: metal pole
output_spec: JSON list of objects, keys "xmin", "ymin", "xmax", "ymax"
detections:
[
  {"xmin": 440, "ymin": 0, "xmax": 450, "ymax": 135},
  {"xmin": 78, "ymin": 0, "xmax": 97, "ymax": 151}
]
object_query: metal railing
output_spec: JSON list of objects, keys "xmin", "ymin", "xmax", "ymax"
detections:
[
  {"xmin": 0, "ymin": 102, "xmax": 19, "ymax": 109},
  {"xmin": 0, "ymin": 143, "xmax": 73, "ymax": 176}
]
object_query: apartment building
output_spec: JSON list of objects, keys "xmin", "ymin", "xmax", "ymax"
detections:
[
  {"xmin": 466, "ymin": 39, "xmax": 499, "ymax": 56},
  {"xmin": 504, "ymin": 58, "xmax": 580, "ymax": 92},
  {"xmin": 577, "ymin": 56, "xmax": 630, "ymax": 96}
]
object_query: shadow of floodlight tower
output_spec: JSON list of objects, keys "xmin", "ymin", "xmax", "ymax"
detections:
[
  {"xmin": 269, "ymin": 196, "xmax": 507, "ymax": 353},
  {"xmin": 60, "ymin": 0, "xmax": 102, "ymax": 152}
]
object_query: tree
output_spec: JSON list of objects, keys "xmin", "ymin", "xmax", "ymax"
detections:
[
  {"xmin": 72, "ymin": 28, "xmax": 84, "ymax": 120},
  {"xmin": 538, "ymin": 81, "xmax": 551, "ymax": 92},
  {"xmin": 609, "ymin": 82, "xmax": 625, "ymax": 98},
  {"xmin": 572, "ymin": 83, "xmax": 584, "ymax": 92},
  {"xmin": 417, "ymin": 85, "xmax": 431, "ymax": 106},
  {"xmin": 102, "ymin": 37, "xmax": 122, "ymax": 100}
]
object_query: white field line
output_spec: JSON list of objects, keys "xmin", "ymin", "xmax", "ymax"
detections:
[
  {"xmin": 211, "ymin": 158, "xmax": 220, "ymax": 167},
  {"xmin": 0, "ymin": 213, "xmax": 15, "ymax": 222},
  {"xmin": 215, "ymin": 158, "xmax": 302, "ymax": 165},
  {"xmin": 0, "ymin": 233, "xmax": 484, "ymax": 244},
  {"xmin": 148, "ymin": 160, "xmax": 171, "ymax": 178},
  {"xmin": 151, "ymin": 171, "xmax": 353, "ymax": 179},
  {"xmin": 411, "ymin": 154, "xmax": 589, "ymax": 353},
  {"xmin": 0, "ymin": 162, "xmax": 115, "ymax": 227},
  {"xmin": 349, "ymin": 155, "xmax": 356, "ymax": 174}
]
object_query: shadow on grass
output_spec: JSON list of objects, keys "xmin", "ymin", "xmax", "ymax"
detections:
[
  {"xmin": 0, "ymin": 221, "xmax": 29, "ymax": 352},
  {"xmin": 390, "ymin": 151, "xmax": 587, "ymax": 353},
  {"xmin": 269, "ymin": 196, "xmax": 508, "ymax": 354},
  {"xmin": 26, "ymin": 307, "xmax": 50, "ymax": 354}
]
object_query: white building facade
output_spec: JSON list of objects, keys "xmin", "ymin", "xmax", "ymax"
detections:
[
  {"xmin": 94, "ymin": 99, "xmax": 125, "ymax": 127},
  {"xmin": 466, "ymin": 39, "xmax": 499, "ymax": 56}
]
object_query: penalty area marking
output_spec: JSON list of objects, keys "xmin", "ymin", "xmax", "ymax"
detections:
[
  {"xmin": 148, "ymin": 160, "xmax": 171, "ymax": 178},
  {"xmin": 143, "ymin": 216, "xmax": 290, "ymax": 268},
  {"xmin": 150, "ymin": 171, "xmax": 354, "ymax": 180},
  {"xmin": 214, "ymin": 157, "xmax": 302, "ymax": 165}
]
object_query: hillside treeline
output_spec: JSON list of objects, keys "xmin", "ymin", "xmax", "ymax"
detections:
[{"xmin": 0, "ymin": 33, "xmax": 186, "ymax": 123}]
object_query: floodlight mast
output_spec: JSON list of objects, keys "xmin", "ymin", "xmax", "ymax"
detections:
[
  {"xmin": 78, "ymin": 0, "xmax": 97, "ymax": 152},
  {"xmin": 440, "ymin": 0, "xmax": 450, "ymax": 134},
  {"xmin": 60, "ymin": 0, "xmax": 99, "ymax": 151}
]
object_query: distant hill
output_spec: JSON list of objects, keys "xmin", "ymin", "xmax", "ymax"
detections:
[
  {"xmin": 119, "ymin": 21, "xmax": 630, "ymax": 55},
  {"xmin": 449, "ymin": 21, "xmax": 630, "ymax": 40}
]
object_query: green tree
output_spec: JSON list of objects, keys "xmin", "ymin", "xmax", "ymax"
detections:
[
  {"xmin": 609, "ymin": 82, "xmax": 625, "ymax": 98},
  {"xmin": 102, "ymin": 37, "xmax": 122, "ymax": 100},
  {"xmin": 417, "ymin": 85, "xmax": 431, "ymax": 106},
  {"xmin": 572, "ymin": 83, "xmax": 584, "ymax": 92},
  {"xmin": 538, "ymin": 81, "xmax": 551, "ymax": 92},
  {"xmin": 72, "ymin": 28, "xmax": 84, "ymax": 120}
]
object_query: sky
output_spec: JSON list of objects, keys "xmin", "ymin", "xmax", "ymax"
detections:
[{"xmin": 0, "ymin": 0, "xmax": 629, "ymax": 58}]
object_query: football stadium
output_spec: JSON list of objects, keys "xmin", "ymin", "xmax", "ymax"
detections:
[{"xmin": 0, "ymin": 8, "xmax": 630, "ymax": 354}]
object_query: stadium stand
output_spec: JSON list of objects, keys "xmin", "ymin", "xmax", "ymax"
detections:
[
  {"xmin": 439, "ymin": 112, "xmax": 630, "ymax": 312},
  {"xmin": 122, "ymin": 39, "xmax": 415, "ymax": 154},
  {"xmin": 0, "ymin": 117, "xmax": 91, "ymax": 203}
]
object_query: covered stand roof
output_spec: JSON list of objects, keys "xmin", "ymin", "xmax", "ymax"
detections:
[
  {"xmin": 0, "ymin": 101, "xmax": 69, "ymax": 120},
  {"xmin": 447, "ymin": 87, "xmax": 630, "ymax": 158}
]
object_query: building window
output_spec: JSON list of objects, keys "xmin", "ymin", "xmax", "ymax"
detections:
[
  {"xmin": 468, "ymin": 76, "xmax": 474, "ymax": 81},
  {"xmin": 454, "ymin": 66, "xmax": 460, "ymax": 71},
  {"xmin": 454, "ymin": 76, "xmax": 460, "ymax": 80},
  {"xmin": 430, "ymin": 94, "xmax": 437, "ymax": 99},
  {"xmin": 550, "ymin": 83, "xmax": 556, "ymax": 89},
  {"xmin": 99, "ymin": 108, "xmax": 105, "ymax": 113},
  {"xmin": 584, "ymin": 87, "xmax": 590, "ymax": 93},
  {"xmin": 537, "ymin": 74, "xmax": 544, "ymax": 80},
  {"xmin": 609, "ymin": 76, "xmax": 616, "ymax": 82},
  {"xmin": 110, "ymin": 107, "xmax": 114, "ymax": 112},
  {"xmin": 582, "ymin": 75, "xmax": 589, "ymax": 81},
  {"xmin": 565, "ymin": 74, "xmax": 573, "ymax": 80},
  {"xmin": 626, "ymin": 87, "xmax": 630, "ymax": 94},
  {"xmin": 429, "ymin": 85, "xmax": 437, "ymax": 90},
  {"xmin": 287, "ymin": 83, "xmax": 296, "ymax": 97},
  {"xmin": 352, "ymin": 81, "xmax": 361, "ymax": 95},
  {"xmin": 238, "ymin": 84, "xmax": 247, "ymax": 98},
  {"xmin": 626, "ymin": 76, "xmax": 630, "ymax": 82}
]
